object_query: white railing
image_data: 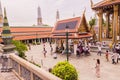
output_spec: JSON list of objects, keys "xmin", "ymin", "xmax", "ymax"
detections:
[{"xmin": 9, "ymin": 54, "xmax": 61, "ymax": 80}]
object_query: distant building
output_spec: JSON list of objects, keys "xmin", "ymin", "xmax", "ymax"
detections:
[
  {"xmin": 51, "ymin": 11, "xmax": 92, "ymax": 48},
  {"xmin": 0, "ymin": 2, "xmax": 92, "ymax": 44},
  {"xmin": 52, "ymin": 12, "xmax": 92, "ymax": 39},
  {"xmin": 37, "ymin": 6, "xmax": 42, "ymax": 25},
  {"xmin": 0, "ymin": 4, "xmax": 52, "ymax": 43}
]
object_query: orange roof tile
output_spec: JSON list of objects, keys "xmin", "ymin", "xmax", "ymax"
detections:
[{"xmin": 0, "ymin": 27, "xmax": 53, "ymax": 41}]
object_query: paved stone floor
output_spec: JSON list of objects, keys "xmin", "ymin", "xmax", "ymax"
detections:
[
  {"xmin": 0, "ymin": 54, "xmax": 20, "ymax": 80},
  {"xmin": 26, "ymin": 43, "xmax": 120, "ymax": 80},
  {"xmin": 0, "ymin": 65, "xmax": 20, "ymax": 80}
]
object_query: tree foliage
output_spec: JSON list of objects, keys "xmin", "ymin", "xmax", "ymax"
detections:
[
  {"xmin": 89, "ymin": 17, "xmax": 97, "ymax": 40},
  {"xmin": 89, "ymin": 17, "xmax": 96, "ymax": 31},
  {"xmin": 52, "ymin": 61, "xmax": 78, "ymax": 80},
  {"xmin": 12, "ymin": 40, "xmax": 28, "ymax": 58}
]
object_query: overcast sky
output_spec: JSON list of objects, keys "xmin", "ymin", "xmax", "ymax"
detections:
[{"xmin": 1, "ymin": 0, "xmax": 101, "ymax": 26}]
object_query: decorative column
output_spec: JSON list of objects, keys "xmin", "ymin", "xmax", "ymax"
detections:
[
  {"xmin": 27, "ymin": 40, "xmax": 29, "ymax": 44},
  {"xmin": 105, "ymin": 12, "xmax": 110, "ymax": 38},
  {"xmin": 97, "ymin": 9, "xmax": 103, "ymax": 42},
  {"xmin": 111, "ymin": 14, "xmax": 114, "ymax": 38},
  {"xmin": 113, "ymin": 5, "xmax": 118, "ymax": 43},
  {"xmin": 40, "ymin": 38, "xmax": 41, "ymax": 43},
  {"xmin": 38, "ymin": 38, "xmax": 40, "ymax": 43}
]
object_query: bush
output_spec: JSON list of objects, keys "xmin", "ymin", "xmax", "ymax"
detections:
[
  {"xmin": 12, "ymin": 40, "xmax": 28, "ymax": 58},
  {"xmin": 32, "ymin": 42, "xmax": 36, "ymax": 45},
  {"xmin": 29, "ymin": 61, "xmax": 41, "ymax": 68},
  {"xmin": 36, "ymin": 42, "xmax": 40, "ymax": 45},
  {"xmin": 52, "ymin": 61, "xmax": 78, "ymax": 80}
]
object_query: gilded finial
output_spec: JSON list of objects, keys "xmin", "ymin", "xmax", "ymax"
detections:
[{"xmin": 90, "ymin": 0, "xmax": 94, "ymax": 8}]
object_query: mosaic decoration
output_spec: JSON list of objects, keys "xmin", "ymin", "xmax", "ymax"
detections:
[
  {"xmin": 12, "ymin": 60, "xmax": 19, "ymax": 73},
  {"xmin": 20, "ymin": 66, "xmax": 31, "ymax": 80}
]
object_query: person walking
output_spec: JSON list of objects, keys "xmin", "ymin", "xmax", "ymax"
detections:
[
  {"xmin": 116, "ymin": 53, "xmax": 119, "ymax": 63},
  {"xmin": 111, "ymin": 53, "xmax": 116, "ymax": 64},
  {"xmin": 50, "ymin": 46, "xmax": 53, "ymax": 55},
  {"xmin": 95, "ymin": 59, "xmax": 100, "ymax": 78},
  {"xmin": 105, "ymin": 50, "xmax": 109, "ymax": 61},
  {"xmin": 43, "ymin": 48, "xmax": 47, "ymax": 58}
]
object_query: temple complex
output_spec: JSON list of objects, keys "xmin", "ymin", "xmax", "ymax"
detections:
[
  {"xmin": 0, "ymin": 4, "xmax": 52, "ymax": 44},
  {"xmin": 91, "ymin": 0, "xmax": 120, "ymax": 43},
  {"xmin": 52, "ymin": 12, "xmax": 91, "ymax": 39}
]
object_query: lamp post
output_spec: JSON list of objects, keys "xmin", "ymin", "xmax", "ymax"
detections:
[{"xmin": 65, "ymin": 25, "xmax": 69, "ymax": 61}]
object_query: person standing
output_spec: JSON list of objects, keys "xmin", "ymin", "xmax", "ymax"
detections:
[
  {"xmin": 97, "ymin": 45, "xmax": 102, "ymax": 56},
  {"xmin": 105, "ymin": 50, "xmax": 109, "ymax": 61},
  {"xmin": 95, "ymin": 59, "xmax": 100, "ymax": 78}
]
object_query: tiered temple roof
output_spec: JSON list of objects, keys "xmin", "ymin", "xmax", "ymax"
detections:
[{"xmin": 92, "ymin": 0, "xmax": 120, "ymax": 9}]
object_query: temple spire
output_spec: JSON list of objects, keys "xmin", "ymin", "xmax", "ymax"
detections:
[
  {"xmin": 56, "ymin": 10, "xmax": 60, "ymax": 21},
  {"xmin": 1, "ymin": 8, "xmax": 12, "ymax": 41},
  {"xmin": 3, "ymin": 8, "xmax": 9, "ymax": 26},
  {"xmin": 73, "ymin": 13, "xmax": 75, "ymax": 17},
  {"xmin": 4, "ymin": 8, "xmax": 6, "ymax": 17},
  {"xmin": 90, "ymin": 0, "xmax": 94, "ymax": 8},
  {"xmin": 37, "ymin": 6, "xmax": 42, "ymax": 25},
  {"xmin": 83, "ymin": 8, "xmax": 86, "ymax": 15},
  {"xmin": 0, "ymin": 0, "xmax": 2, "ymax": 16},
  {"xmin": 0, "ymin": 0, "xmax": 3, "ymax": 26}
]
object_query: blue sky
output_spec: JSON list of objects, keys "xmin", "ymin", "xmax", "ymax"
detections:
[{"xmin": 1, "ymin": 0, "xmax": 101, "ymax": 26}]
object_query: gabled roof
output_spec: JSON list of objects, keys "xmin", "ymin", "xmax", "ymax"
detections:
[
  {"xmin": 92, "ymin": 0, "xmax": 120, "ymax": 9},
  {"xmin": 52, "ymin": 17, "xmax": 81, "ymax": 34},
  {"xmin": 51, "ymin": 13, "xmax": 92, "ymax": 39}
]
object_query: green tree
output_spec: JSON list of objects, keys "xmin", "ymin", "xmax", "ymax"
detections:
[
  {"xmin": 12, "ymin": 40, "xmax": 28, "ymax": 59},
  {"xmin": 89, "ymin": 17, "xmax": 97, "ymax": 40},
  {"xmin": 89, "ymin": 17, "xmax": 96, "ymax": 31},
  {"xmin": 52, "ymin": 61, "xmax": 78, "ymax": 80}
]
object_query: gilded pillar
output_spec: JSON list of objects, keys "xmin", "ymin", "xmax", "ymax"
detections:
[
  {"xmin": 105, "ymin": 12, "xmax": 110, "ymax": 38},
  {"xmin": 113, "ymin": 5, "xmax": 118, "ymax": 43},
  {"xmin": 97, "ymin": 9, "xmax": 103, "ymax": 42}
]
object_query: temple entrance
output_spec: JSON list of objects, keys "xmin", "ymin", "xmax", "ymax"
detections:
[{"xmin": 91, "ymin": 0, "xmax": 120, "ymax": 43}]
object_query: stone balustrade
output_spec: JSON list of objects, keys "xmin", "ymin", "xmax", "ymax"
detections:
[
  {"xmin": 90, "ymin": 45, "xmax": 110, "ymax": 53},
  {"xmin": 9, "ymin": 54, "xmax": 61, "ymax": 80}
]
